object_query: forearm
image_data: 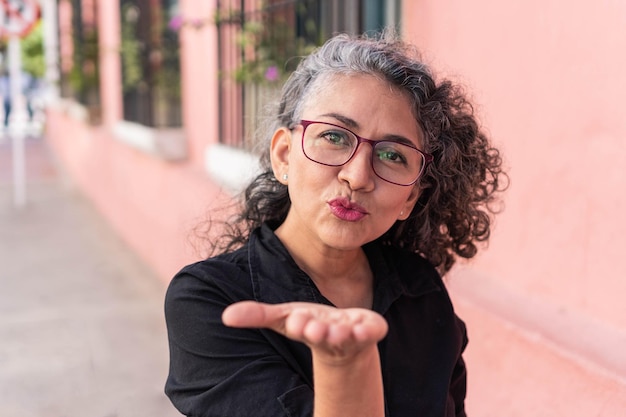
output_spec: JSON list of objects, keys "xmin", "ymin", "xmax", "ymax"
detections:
[{"xmin": 312, "ymin": 345, "xmax": 385, "ymax": 417}]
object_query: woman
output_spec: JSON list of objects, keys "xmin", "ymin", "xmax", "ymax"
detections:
[{"xmin": 165, "ymin": 32, "xmax": 507, "ymax": 417}]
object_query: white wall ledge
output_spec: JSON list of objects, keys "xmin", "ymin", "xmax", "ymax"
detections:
[
  {"xmin": 48, "ymin": 97, "xmax": 90, "ymax": 122},
  {"xmin": 112, "ymin": 120, "xmax": 187, "ymax": 161},
  {"xmin": 204, "ymin": 143, "xmax": 262, "ymax": 193},
  {"xmin": 49, "ymin": 99, "xmax": 188, "ymax": 161}
]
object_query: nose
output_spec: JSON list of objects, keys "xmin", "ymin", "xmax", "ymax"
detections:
[{"xmin": 337, "ymin": 142, "xmax": 376, "ymax": 191}]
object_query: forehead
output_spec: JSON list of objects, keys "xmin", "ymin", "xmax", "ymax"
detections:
[
  {"xmin": 299, "ymin": 73, "xmax": 423, "ymax": 145},
  {"xmin": 301, "ymin": 73, "xmax": 416, "ymax": 116}
]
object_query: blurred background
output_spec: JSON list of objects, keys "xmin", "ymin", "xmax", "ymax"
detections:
[{"xmin": 1, "ymin": 0, "xmax": 625, "ymax": 416}]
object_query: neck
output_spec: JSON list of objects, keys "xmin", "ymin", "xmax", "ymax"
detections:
[{"xmin": 275, "ymin": 228, "xmax": 373, "ymax": 309}]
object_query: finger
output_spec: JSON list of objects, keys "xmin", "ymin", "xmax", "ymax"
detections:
[
  {"xmin": 222, "ymin": 301, "xmax": 287, "ymax": 328},
  {"xmin": 326, "ymin": 321, "xmax": 352, "ymax": 346},
  {"xmin": 284, "ymin": 308, "xmax": 312, "ymax": 337},
  {"xmin": 284, "ymin": 308, "xmax": 333, "ymax": 345},
  {"xmin": 222, "ymin": 301, "xmax": 263, "ymax": 327},
  {"xmin": 302, "ymin": 318, "xmax": 329, "ymax": 344},
  {"xmin": 352, "ymin": 314, "xmax": 388, "ymax": 343},
  {"xmin": 224, "ymin": 301, "xmax": 332, "ymax": 336}
]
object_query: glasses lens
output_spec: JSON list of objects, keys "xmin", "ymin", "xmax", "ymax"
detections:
[
  {"xmin": 302, "ymin": 123, "xmax": 357, "ymax": 166},
  {"xmin": 372, "ymin": 141, "xmax": 425, "ymax": 185}
]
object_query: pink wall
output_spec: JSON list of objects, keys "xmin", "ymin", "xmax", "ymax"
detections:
[
  {"xmin": 454, "ymin": 295, "xmax": 626, "ymax": 416},
  {"xmin": 404, "ymin": 0, "xmax": 626, "ymax": 329},
  {"xmin": 402, "ymin": 1, "xmax": 626, "ymax": 414},
  {"xmin": 97, "ymin": 0, "xmax": 122, "ymax": 125},
  {"xmin": 179, "ymin": 0, "xmax": 220, "ymax": 167}
]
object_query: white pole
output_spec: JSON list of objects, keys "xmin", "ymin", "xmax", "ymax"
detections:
[{"xmin": 8, "ymin": 35, "xmax": 26, "ymax": 207}]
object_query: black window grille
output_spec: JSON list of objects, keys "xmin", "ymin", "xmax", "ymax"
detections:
[
  {"xmin": 120, "ymin": 0, "xmax": 182, "ymax": 128},
  {"xmin": 216, "ymin": 0, "xmax": 400, "ymax": 151},
  {"xmin": 58, "ymin": 0, "xmax": 101, "ymax": 124}
]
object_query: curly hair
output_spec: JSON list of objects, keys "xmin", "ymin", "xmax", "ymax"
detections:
[{"xmin": 211, "ymin": 32, "xmax": 508, "ymax": 275}]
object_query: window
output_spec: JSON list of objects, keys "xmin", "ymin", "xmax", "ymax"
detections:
[
  {"xmin": 318, "ymin": 0, "xmax": 400, "ymax": 37},
  {"xmin": 120, "ymin": 0, "xmax": 181, "ymax": 128},
  {"xmin": 216, "ymin": 0, "xmax": 400, "ymax": 151},
  {"xmin": 58, "ymin": 0, "xmax": 101, "ymax": 123}
]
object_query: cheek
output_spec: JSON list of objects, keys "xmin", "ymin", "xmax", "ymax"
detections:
[
  {"xmin": 291, "ymin": 175, "xmax": 332, "ymax": 204},
  {"xmin": 381, "ymin": 189, "xmax": 414, "ymax": 210},
  {"xmin": 291, "ymin": 150, "xmax": 336, "ymax": 184},
  {"xmin": 288, "ymin": 162, "xmax": 331, "ymax": 199}
]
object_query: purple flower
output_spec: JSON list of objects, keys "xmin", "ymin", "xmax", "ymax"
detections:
[
  {"xmin": 264, "ymin": 66, "xmax": 279, "ymax": 82},
  {"xmin": 168, "ymin": 15, "xmax": 183, "ymax": 31}
]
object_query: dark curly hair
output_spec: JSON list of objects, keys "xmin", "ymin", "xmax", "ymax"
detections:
[{"xmin": 210, "ymin": 32, "xmax": 508, "ymax": 275}]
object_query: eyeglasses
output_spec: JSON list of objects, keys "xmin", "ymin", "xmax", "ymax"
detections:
[{"xmin": 299, "ymin": 120, "xmax": 433, "ymax": 186}]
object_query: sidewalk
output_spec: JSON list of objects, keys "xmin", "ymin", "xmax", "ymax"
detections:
[{"xmin": 0, "ymin": 134, "xmax": 181, "ymax": 416}]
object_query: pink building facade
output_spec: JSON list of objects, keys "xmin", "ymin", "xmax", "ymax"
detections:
[{"xmin": 45, "ymin": 1, "xmax": 626, "ymax": 415}]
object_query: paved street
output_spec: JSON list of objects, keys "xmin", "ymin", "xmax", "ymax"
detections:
[{"xmin": 0, "ymin": 133, "xmax": 181, "ymax": 416}]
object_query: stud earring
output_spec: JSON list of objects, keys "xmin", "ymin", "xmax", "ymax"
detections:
[{"xmin": 282, "ymin": 174, "xmax": 288, "ymax": 181}]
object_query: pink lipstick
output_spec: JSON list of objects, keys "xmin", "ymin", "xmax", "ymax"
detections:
[{"xmin": 328, "ymin": 197, "xmax": 368, "ymax": 222}]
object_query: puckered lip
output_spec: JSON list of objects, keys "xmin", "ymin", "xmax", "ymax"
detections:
[{"xmin": 327, "ymin": 196, "xmax": 369, "ymax": 214}]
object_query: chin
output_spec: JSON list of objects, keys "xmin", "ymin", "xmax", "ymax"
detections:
[{"xmin": 319, "ymin": 228, "xmax": 372, "ymax": 251}]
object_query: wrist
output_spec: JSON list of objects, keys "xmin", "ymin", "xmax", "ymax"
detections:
[{"xmin": 312, "ymin": 345, "xmax": 384, "ymax": 417}]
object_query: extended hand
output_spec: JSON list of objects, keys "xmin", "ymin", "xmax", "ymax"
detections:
[{"xmin": 222, "ymin": 301, "xmax": 388, "ymax": 363}]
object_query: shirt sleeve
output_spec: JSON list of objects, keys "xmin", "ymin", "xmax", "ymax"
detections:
[
  {"xmin": 164, "ymin": 264, "xmax": 313, "ymax": 417},
  {"xmin": 448, "ymin": 316, "xmax": 468, "ymax": 417}
]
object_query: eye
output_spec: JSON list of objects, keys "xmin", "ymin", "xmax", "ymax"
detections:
[
  {"xmin": 375, "ymin": 143, "xmax": 408, "ymax": 165},
  {"xmin": 320, "ymin": 129, "xmax": 352, "ymax": 147}
]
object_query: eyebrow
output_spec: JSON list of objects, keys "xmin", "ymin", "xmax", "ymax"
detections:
[
  {"xmin": 319, "ymin": 112, "xmax": 359, "ymax": 129},
  {"xmin": 318, "ymin": 112, "xmax": 419, "ymax": 147}
]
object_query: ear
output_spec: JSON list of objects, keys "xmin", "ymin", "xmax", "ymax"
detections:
[
  {"xmin": 270, "ymin": 127, "xmax": 293, "ymax": 184},
  {"xmin": 398, "ymin": 186, "xmax": 422, "ymax": 221}
]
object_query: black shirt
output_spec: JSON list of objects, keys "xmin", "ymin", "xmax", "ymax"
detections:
[{"xmin": 165, "ymin": 223, "xmax": 468, "ymax": 416}]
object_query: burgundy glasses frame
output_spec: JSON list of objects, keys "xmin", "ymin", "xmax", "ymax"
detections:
[{"xmin": 298, "ymin": 119, "xmax": 434, "ymax": 186}]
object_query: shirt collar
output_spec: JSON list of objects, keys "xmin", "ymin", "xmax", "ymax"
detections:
[{"xmin": 248, "ymin": 223, "xmax": 440, "ymax": 314}]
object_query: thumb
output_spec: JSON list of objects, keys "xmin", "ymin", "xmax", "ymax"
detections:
[{"xmin": 222, "ymin": 301, "xmax": 287, "ymax": 329}]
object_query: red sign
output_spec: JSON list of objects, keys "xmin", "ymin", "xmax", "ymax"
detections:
[{"xmin": 0, "ymin": 0, "xmax": 40, "ymax": 38}]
